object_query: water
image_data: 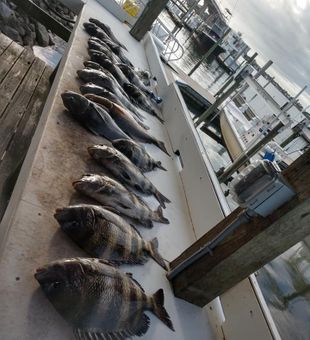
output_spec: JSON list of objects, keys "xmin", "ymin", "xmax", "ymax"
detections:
[{"xmin": 159, "ymin": 10, "xmax": 310, "ymax": 340}]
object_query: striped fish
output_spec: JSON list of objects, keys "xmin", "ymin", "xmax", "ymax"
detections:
[
  {"xmin": 54, "ymin": 204, "xmax": 168, "ymax": 270},
  {"xmin": 88, "ymin": 145, "xmax": 170, "ymax": 208},
  {"xmin": 35, "ymin": 258, "xmax": 174, "ymax": 339},
  {"xmin": 72, "ymin": 174, "xmax": 169, "ymax": 228}
]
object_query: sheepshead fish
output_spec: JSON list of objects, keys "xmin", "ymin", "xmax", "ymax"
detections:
[
  {"xmin": 84, "ymin": 94, "xmax": 172, "ymax": 156},
  {"xmin": 54, "ymin": 204, "xmax": 167, "ymax": 270},
  {"xmin": 82, "ymin": 86, "xmax": 149, "ymax": 131},
  {"xmin": 89, "ymin": 17, "xmax": 128, "ymax": 51},
  {"xmin": 112, "ymin": 139, "xmax": 167, "ymax": 172},
  {"xmin": 77, "ymin": 68, "xmax": 144, "ymax": 121},
  {"xmin": 61, "ymin": 91, "xmax": 129, "ymax": 141},
  {"xmin": 35, "ymin": 258, "xmax": 174, "ymax": 339},
  {"xmin": 117, "ymin": 63, "xmax": 151, "ymax": 95},
  {"xmin": 84, "ymin": 22, "xmax": 133, "ymax": 67},
  {"xmin": 88, "ymin": 145, "xmax": 170, "ymax": 208},
  {"xmin": 88, "ymin": 39, "xmax": 121, "ymax": 64},
  {"xmin": 124, "ymin": 83, "xmax": 164, "ymax": 123},
  {"xmin": 73, "ymin": 174, "xmax": 169, "ymax": 228}
]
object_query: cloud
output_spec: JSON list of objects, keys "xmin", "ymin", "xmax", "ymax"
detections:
[{"xmin": 220, "ymin": 0, "xmax": 310, "ymax": 106}]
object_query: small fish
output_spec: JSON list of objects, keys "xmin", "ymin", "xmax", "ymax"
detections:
[
  {"xmin": 90, "ymin": 54, "xmax": 129, "ymax": 88},
  {"xmin": 77, "ymin": 68, "xmax": 144, "ymax": 121},
  {"xmin": 88, "ymin": 39, "xmax": 121, "ymax": 64},
  {"xmin": 61, "ymin": 91, "xmax": 130, "ymax": 141},
  {"xmin": 88, "ymin": 145, "xmax": 171, "ymax": 208},
  {"xmin": 73, "ymin": 174, "xmax": 169, "ymax": 228},
  {"xmin": 35, "ymin": 258, "xmax": 174, "ymax": 339},
  {"xmin": 112, "ymin": 139, "xmax": 167, "ymax": 172},
  {"xmin": 89, "ymin": 17, "xmax": 128, "ymax": 51},
  {"xmin": 84, "ymin": 22, "xmax": 133, "ymax": 67},
  {"xmin": 124, "ymin": 83, "xmax": 164, "ymax": 123},
  {"xmin": 118, "ymin": 63, "xmax": 152, "ymax": 95},
  {"xmin": 54, "ymin": 204, "xmax": 167, "ymax": 270},
  {"xmin": 84, "ymin": 94, "xmax": 169, "ymax": 154},
  {"xmin": 85, "ymin": 93, "xmax": 150, "ymax": 131}
]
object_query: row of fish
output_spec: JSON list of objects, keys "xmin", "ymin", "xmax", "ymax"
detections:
[{"xmin": 35, "ymin": 17, "xmax": 175, "ymax": 340}]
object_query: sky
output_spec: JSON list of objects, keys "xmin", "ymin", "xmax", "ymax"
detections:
[{"xmin": 212, "ymin": 0, "xmax": 310, "ymax": 108}]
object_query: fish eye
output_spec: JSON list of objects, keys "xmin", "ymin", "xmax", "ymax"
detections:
[{"xmin": 52, "ymin": 281, "xmax": 62, "ymax": 289}]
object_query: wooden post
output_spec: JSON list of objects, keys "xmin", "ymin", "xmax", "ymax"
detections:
[
  {"xmin": 11, "ymin": 0, "xmax": 71, "ymax": 41},
  {"xmin": 130, "ymin": 0, "xmax": 169, "ymax": 41},
  {"xmin": 169, "ymin": 150, "xmax": 310, "ymax": 306}
]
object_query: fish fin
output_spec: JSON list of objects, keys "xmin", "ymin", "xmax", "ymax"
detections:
[
  {"xmin": 151, "ymin": 289, "xmax": 175, "ymax": 331},
  {"xmin": 155, "ymin": 205, "xmax": 170, "ymax": 224},
  {"xmin": 120, "ymin": 170, "xmax": 131, "ymax": 181},
  {"xmin": 97, "ymin": 258, "xmax": 118, "ymax": 267},
  {"xmin": 154, "ymin": 190, "xmax": 171, "ymax": 209},
  {"xmin": 129, "ymin": 223, "xmax": 142, "ymax": 237},
  {"xmin": 138, "ymin": 120, "xmax": 150, "ymax": 130},
  {"xmin": 74, "ymin": 328, "xmax": 126, "ymax": 340},
  {"xmin": 149, "ymin": 238, "xmax": 169, "ymax": 271},
  {"xmin": 154, "ymin": 140, "xmax": 171, "ymax": 156},
  {"xmin": 155, "ymin": 161, "xmax": 167, "ymax": 171},
  {"xmin": 153, "ymin": 112, "xmax": 165, "ymax": 124},
  {"xmin": 101, "ymin": 206, "xmax": 121, "ymax": 215},
  {"xmin": 131, "ymin": 313, "xmax": 150, "ymax": 337},
  {"xmin": 126, "ymin": 272, "xmax": 145, "ymax": 292}
]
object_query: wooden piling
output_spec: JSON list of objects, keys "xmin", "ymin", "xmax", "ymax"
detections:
[
  {"xmin": 130, "ymin": 0, "xmax": 169, "ymax": 41},
  {"xmin": 169, "ymin": 150, "xmax": 310, "ymax": 306}
]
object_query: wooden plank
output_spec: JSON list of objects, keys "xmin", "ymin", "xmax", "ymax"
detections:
[
  {"xmin": 11, "ymin": 0, "xmax": 71, "ymax": 41},
  {"xmin": 0, "ymin": 65, "xmax": 52, "ymax": 221},
  {"xmin": 0, "ymin": 57, "xmax": 46, "ymax": 158},
  {"xmin": 130, "ymin": 0, "xmax": 169, "ymax": 41},
  {"xmin": 0, "ymin": 48, "xmax": 35, "ymax": 117},
  {"xmin": 0, "ymin": 33, "xmax": 13, "ymax": 55},
  {"xmin": 0, "ymin": 41, "xmax": 24, "ymax": 84},
  {"xmin": 170, "ymin": 150, "xmax": 310, "ymax": 306}
]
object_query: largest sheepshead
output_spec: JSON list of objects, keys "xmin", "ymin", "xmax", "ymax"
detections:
[
  {"xmin": 54, "ymin": 204, "xmax": 167, "ymax": 270},
  {"xmin": 35, "ymin": 258, "xmax": 174, "ymax": 339},
  {"xmin": 73, "ymin": 174, "xmax": 169, "ymax": 228},
  {"xmin": 88, "ymin": 145, "xmax": 170, "ymax": 208},
  {"xmin": 85, "ymin": 94, "xmax": 170, "ymax": 155},
  {"xmin": 61, "ymin": 91, "xmax": 129, "ymax": 141},
  {"xmin": 77, "ymin": 68, "xmax": 144, "ymax": 121}
]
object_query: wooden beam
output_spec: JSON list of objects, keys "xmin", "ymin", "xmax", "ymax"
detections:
[
  {"xmin": 11, "ymin": 0, "xmax": 71, "ymax": 41},
  {"xmin": 169, "ymin": 150, "xmax": 310, "ymax": 306},
  {"xmin": 130, "ymin": 0, "xmax": 169, "ymax": 41}
]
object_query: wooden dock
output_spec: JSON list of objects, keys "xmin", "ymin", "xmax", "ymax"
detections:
[{"xmin": 0, "ymin": 33, "xmax": 53, "ymax": 222}]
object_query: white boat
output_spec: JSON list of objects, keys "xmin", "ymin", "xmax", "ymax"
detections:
[{"xmin": 0, "ymin": 1, "xmax": 283, "ymax": 340}]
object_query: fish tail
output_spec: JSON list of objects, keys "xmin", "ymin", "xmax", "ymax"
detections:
[
  {"xmin": 154, "ymin": 140, "xmax": 171, "ymax": 157},
  {"xmin": 151, "ymin": 289, "xmax": 175, "ymax": 331},
  {"xmin": 154, "ymin": 190, "xmax": 171, "ymax": 208},
  {"xmin": 148, "ymin": 238, "xmax": 169, "ymax": 271},
  {"xmin": 155, "ymin": 161, "xmax": 167, "ymax": 171},
  {"xmin": 154, "ymin": 205, "xmax": 169, "ymax": 224}
]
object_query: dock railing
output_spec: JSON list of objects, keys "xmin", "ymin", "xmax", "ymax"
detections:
[{"xmin": 151, "ymin": 17, "xmax": 184, "ymax": 62}]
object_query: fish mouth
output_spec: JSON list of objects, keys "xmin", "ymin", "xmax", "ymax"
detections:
[
  {"xmin": 34, "ymin": 267, "xmax": 49, "ymax": 283},
  {"xmin": 72, "ymin": 180, "xmax": 82, "ymax": 188},
  {"xmin": 54, "ymin": 208, "xmax": 66, "ymax": 221}
]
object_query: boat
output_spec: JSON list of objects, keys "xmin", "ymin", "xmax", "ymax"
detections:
[{"xmin": 0, "ymin": 1, "xmax": 301, "ymax": 340}]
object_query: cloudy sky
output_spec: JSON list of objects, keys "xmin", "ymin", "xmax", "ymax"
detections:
[{"xmin": 215, "ymin": 0, "xmax": 310, "ymax": 107}]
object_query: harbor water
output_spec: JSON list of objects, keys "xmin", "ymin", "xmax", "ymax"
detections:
[{"xmin": 159, "ymin": 9, "xmax": 310, "ymax": 340}]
